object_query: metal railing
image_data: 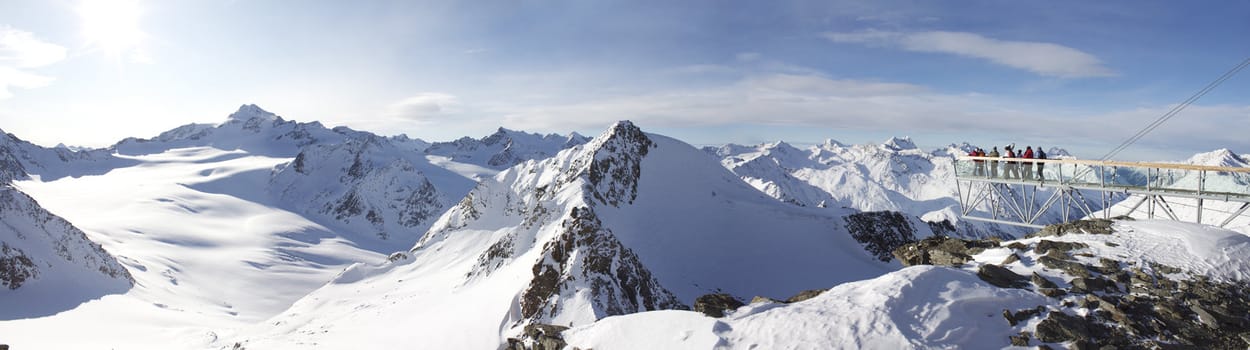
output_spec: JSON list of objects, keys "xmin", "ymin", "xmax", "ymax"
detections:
[{"xmin": 953, "ymin": 156, "xmax": 1250, "ymax": 228}]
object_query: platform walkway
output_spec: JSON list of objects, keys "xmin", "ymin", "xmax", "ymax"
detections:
[{"xmin": 954, "ymin": 156, "xmax": 1250, "ymax": 228}]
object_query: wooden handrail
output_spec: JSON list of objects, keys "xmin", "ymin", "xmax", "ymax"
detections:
[{"xmin": 957, "ymin": 156, "xmax": 1250, "ymax": 173}]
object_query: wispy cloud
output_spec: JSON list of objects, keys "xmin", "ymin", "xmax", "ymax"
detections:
[
  {"xmin": 494, "ymin": 73, "xmax": 987, "ymax": 130},
  {"xmin": 824, "ymin": 29, "xmax": 1114, "ymax": 78},
  {"xmin": 0, "ymin": 26, "xmax": 67, "ymax": 98},
  {"xmin": 384, "ymin": 93, "xmax": 461, "ymax": 122}
]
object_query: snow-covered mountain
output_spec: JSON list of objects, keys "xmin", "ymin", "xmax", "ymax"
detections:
[
  {"xmin": 0, "ymin": 185, "xmax": 133, "ymax": 318},
  {"xmin": 424, "ymin": 127, "xmax": 589, "ymax": 170},
  {"xmin": 113, "ymin": 104, "xmax": 384, "ymax": 157},
  {"xmin": 232, "ymin": 121, "xmax": 897, "ymax": 348},
  {"xmin": 704, "ymin": 138, "xmax": 1103, "ymax": 239},
  {"xmin": 0, "ymin": 105, "xmax": 591, "ymax": 348},
  {"xmin": 270, "ymin": 134, "xmax": 474, "ymax": 245}
]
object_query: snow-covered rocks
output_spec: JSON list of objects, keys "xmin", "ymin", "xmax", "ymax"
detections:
[
  {"xmin": 270, "ymin": 135, "xmax": 473, "ymax": 244},
  {"xmin": 842, "ymin": 210, "xmax": 956, "ymax": 262},
  {"xmin": 0, "ymin": 186, "xmax": 133, "ymax": 318}
]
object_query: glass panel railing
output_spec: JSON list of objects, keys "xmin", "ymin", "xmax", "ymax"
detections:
[{"xmin": 956, "ymin": 157, "xmax": 1250, "ymax": 199}]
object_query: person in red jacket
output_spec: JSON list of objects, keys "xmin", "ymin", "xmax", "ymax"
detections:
[
  {"xmin": 968, "ymin": 148, "xmax": 986, "ymax": 176},
  {"xmin": 1022, "ymin": 146, "xmax": 1035, "ymax": 180}
]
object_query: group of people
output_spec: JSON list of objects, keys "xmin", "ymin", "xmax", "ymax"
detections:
[{"xmin": 967, "ymin": 144, "xmax": 1047, "ymax": 180}]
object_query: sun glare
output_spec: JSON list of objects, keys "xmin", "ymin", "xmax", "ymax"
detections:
[{"xmin": 77, "ymin": 0, "xmax": 145, "ymax": 56}]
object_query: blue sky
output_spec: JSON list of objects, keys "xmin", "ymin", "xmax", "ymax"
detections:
[{"xmin": 1, "ymin": 0, "xmax": 1247, "ymax": 160}]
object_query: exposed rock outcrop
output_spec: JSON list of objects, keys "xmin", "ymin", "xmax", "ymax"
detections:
[
  {"xmin": 843, "ymin": 211, "xmax": 919, "ymax": 262},
  {"xmin": 892, "ymin": 236, "xmax": 996, "ymax": 267},
  {"xmin": 977, "ymin": 264, "xmax": 1029, "ymax": 289},
  {"xmin": 505, "ymin": 324, "xmax": 569, "ymax": 350},
  {"xmin": 0, "ymin": 242, "xmax": 37, "ymax": 289},
  {"xmin": 693, "ymin": 293, "xmax": 745, "ymax": 318},
  {"xmin": 1029, "ymin": 218, "xmax": 1116, "ymax": 237}
]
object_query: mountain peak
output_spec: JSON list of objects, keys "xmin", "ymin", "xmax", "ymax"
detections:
[
  {"xmin": 575, "ymin": 121, "xmax": 655, "ymax": 207},
  {"xmin": 606, "ymin": 120, "xmax": 640, "ymax": 135},
  {"xmin": 882, "ymin": 136, "xmax": 917, "ymax": 151},
  {"xmin": 1187, "ymin": 148, "xmax": 1247, "ymax": 168},
  {"xmin": 821, "ymin": 139, "xmax": 847, "ymax": 148},
  {"xmin": 226, "ymin": 104, "xmax": 280, "ymax": 123}
]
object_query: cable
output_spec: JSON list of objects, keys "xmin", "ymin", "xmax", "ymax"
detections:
[{"xmin": 1097, "ymin": 56, "xmax": 1250, "ymax": 161}]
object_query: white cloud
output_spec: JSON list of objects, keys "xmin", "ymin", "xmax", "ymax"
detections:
[
  {"xmin": 0, "ymin": 26, "xmax": 66, "ymax": 99},
  {"xmin": 824, "ymin": 29, "xmax": 1114, "ymax": 78},
  {"xmin": 385, "ymin": 93, "xmax": 461, "ymax": 122},
  {"xmin": 0, "ymin": 67, "xmax": 55, "ymax": 99},
  {"xmin": 743, "ymin": 74, "xmax": 927, "ymax": 96},
  {"xmin": 0, "ymin": 27, "xmax": 67, "ymax": 68}
]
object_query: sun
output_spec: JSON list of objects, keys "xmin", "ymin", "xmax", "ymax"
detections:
[{"xmin": 77, "ymin": 0, "xmax": 145, "ymax": 57}]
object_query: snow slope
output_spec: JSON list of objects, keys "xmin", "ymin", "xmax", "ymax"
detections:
[
  {"xmin": 2, "ymin": 146, "xmax": 385, "ymax": 349},
  {"xmin": 231, "ymin": 121, "xmax": 896, "ymax": 349},
  {"xmin": 564, "ymin": 219, "xmax": 1250, "ymax": 349},
  {"xmin": 566, "ymin": 265, "xmax": 1049, "ymax": 350}
]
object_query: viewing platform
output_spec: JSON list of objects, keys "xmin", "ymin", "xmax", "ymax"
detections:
[{"xmin": 953, "ymin": 156, "xmax": 1250, "ymax": 228}]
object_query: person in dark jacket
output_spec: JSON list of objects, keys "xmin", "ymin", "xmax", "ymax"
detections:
[
  {"xmin": 987, "ymin": 147, "xmax": 1000, "ymax": 178},
  {"xmin": 1035, "ymin": 147, "xmax": 1047, "ymax": 180},
  {"xmin": 1004, "ymin": 147, "xmax": 1018, "ymax": 179}
]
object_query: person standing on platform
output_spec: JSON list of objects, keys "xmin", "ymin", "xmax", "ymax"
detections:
[
  {"xmin": 968, "ymin": 148, "xmax": 982, "ymax": 176},
  {"xmin": 1035, "ymin": 147, "xmax": 1047, "ymax": 180},
  {"xmin": 1022, "ymin": 146, "xmax": 1035, "ymax": 180},
  {"xmin": 987, "ymin": 147, "xmax": 1000, "ymax": 178},
  {"xmin": 1004, "ymin": 146, "xmax": 1018, "ymax": 179}
]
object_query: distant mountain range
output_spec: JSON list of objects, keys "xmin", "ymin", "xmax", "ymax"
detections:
[{"xmin": 0, "ymin": 104, "xmax": 1246, "ymax": 349}]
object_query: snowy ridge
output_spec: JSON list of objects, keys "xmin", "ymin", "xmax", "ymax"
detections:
[
  {"xmin": 0, "ymin": 129, "xmax": 130, "ymax": 183},
  {"xmin": 425, "ymin": 127, "xmax": 589, "ymax": 170},
  {"xmin": 1185, "ymin": 148, "xmax": 1249, "ymax": 168},
  {"xmin": 0, "ymin": 185, "xmax": 133, "ymax": 319},
  {"xmin": 109, "ymin": 104, "xmax": 403, "ymax": 157},
  {"xmin": 234, "ymin": 121, "xmax": 896, "ymax": 349}
]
